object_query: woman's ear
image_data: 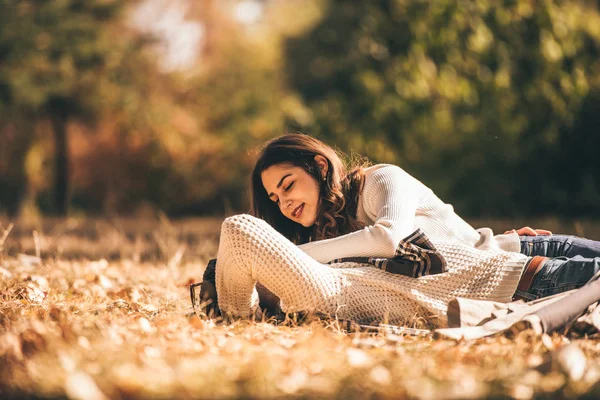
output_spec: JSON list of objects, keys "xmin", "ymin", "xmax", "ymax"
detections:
[{"xmin": 314, "ymin": 155, "xmax": 328, "ymax": 178}]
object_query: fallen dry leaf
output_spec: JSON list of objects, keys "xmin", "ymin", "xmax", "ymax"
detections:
[
  {"xmin": 138, "ymin": 317, "xmax": 152, "ymax": 333},
  {"xmin": 0, "ymin": 266, "xmax": 12, "ymax": 279},
  {"xmin": 555, "ymin": 343, "xmax": 587, "ymax": 381},
  {"xmin": 19, "ymin": 327, "xmax": 47, "ymax": 357},
  {"xmin": 0, "ymin": 332, "xmax": 24, "ymax": 361},
  {"xmin": 64, "ymin": 371, "xmax": 108, "ymax": 400},
  {"xmin": 17, "ymin": 254, "xmax": 41, "ymax": 268},
  {"xmin": 346, "ymin": 348, "xmax": 372, "ymax": 368},
  {"xmin": 369, "ymin": 365, "xmax": 392, "ymax": 385},
  {"xmin": 189, "ymin": 315, "xmax": 205, "ymax": 330},
  {"xmin": 16, "ymin": 275, "xmax": 49, "ymax": 303}
]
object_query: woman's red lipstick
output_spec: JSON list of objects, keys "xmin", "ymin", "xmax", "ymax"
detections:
[{"xmin": 292, "ymin": 203, "xmax": 304, "ymax": 218}]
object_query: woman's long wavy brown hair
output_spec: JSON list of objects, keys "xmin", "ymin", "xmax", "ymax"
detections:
[{"xmin": 250, "ymin": 133, "xmax": 370, "ymax": 244}]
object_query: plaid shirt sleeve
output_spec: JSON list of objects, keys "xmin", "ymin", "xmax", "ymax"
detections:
[{"xmin": 327, "ymin": 228, "xmax": 447, "ymax": 278}]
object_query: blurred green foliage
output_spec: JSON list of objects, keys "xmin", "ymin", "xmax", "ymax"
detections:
[
  {"xmin": 286, "ymin": 0, "xmax": 600, "ymax": 217},
  {"xmin": 1, "ymin": 0, "xmax": 599, "ymax": 218}
]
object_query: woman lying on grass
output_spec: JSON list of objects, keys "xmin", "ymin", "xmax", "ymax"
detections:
[{"xmin": 200, "ymin": 133, "xmax": 600, "ymax": 328}]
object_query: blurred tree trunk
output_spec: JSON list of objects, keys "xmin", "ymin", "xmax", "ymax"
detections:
[
  {"xmin": 50, "ymin": 106, "xmax": 69, "ymax": 216},
  {"xmin": 0, "ymin": 121, "xmax": 31, "ymax": 216}
]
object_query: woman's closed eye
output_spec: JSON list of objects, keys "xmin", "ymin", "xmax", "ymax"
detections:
[{"xmin": 274, "ymin": 182, "xmax": 294, "ymax": 205}]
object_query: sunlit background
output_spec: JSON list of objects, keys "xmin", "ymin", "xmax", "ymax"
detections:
[{"xmin": 1, "ymin": 0, "xmax": 599, "ymax": 220}]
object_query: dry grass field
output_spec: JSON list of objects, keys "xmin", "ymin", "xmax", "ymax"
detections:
[{"xmin": 1, "ymin": 216, "xmax": 600, "ymax": 399}]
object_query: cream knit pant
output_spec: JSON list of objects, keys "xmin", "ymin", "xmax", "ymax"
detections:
[{"xmin": 215, "ymin": 214, "xmax": 528, "ymax": 327}]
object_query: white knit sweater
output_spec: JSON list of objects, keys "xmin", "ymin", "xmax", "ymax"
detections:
[
  {"xmin": 215, "ymin": 213, "xmax": 529, "ymax": 328},
  {"xmin": 299, "ymin": 164, "xmax": 522, "ymax": 263}
]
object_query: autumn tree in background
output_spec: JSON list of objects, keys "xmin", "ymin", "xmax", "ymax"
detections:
[
  {"xmin": 0, "ymin": 0, "xmax": 318, "ymax": 217},
  {"xmin": 0, "ymin": 0, "xmax": 163, "ymax": 216}
]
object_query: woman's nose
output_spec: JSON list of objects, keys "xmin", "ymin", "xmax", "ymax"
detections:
[{"xmin": 281, "ymin": 199, "xmax": 292, "ymax": 212}]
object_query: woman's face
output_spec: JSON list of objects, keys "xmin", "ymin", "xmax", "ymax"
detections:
[{"xmin": 261, "ymin": 158, "xmax": 327, "ymax": 227}]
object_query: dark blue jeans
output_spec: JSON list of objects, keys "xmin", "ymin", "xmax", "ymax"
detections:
[{"xmin": 517, "ymin": 235, "xmax": 600, "ymax": 301}]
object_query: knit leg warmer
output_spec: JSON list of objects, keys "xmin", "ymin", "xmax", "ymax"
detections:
[{"xmin": 216, "ymin": 214, "xmax": 350, "ymax": 318}]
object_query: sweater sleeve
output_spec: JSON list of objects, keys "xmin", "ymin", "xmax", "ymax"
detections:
[
  {"xmin": 298, "ymin": 165, "xmax": 421, "ymax": 263},
  {"xmin": 474, "ymin": 228, "xmax": 522, "ymax": 253}
]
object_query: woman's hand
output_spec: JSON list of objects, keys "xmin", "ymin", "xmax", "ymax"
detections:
[{"xmin": 503, "ymin": 226, "xmax": 553, "ymax": 236}]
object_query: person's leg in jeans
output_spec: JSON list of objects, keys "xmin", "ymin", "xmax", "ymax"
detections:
[
  {"xmin": 525, "ymin": 256, "xmax": 600, "ymax": 300},
  {"xmin": 519, "ymin": 235, "xmax": 600, "ymax": 258}
]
